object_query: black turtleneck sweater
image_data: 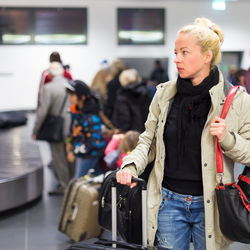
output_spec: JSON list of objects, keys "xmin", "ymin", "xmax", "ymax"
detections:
[{"xmin": 162, "ymin": 67, "xmax": 219, "ymax": 196}]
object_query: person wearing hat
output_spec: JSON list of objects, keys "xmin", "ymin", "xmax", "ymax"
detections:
[{"xmin": 65, "ymin": 80, "xmax": 105, "ymax": 178}]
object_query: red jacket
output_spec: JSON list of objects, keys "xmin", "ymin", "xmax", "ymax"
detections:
[{"xmin": 37, "ymin": 68, "xmax": 72, "ymax": 107}]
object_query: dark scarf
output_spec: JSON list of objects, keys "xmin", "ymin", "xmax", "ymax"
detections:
[{"xmin": 176, "ymin": 66, "xmax": 219, "ymax": 157}]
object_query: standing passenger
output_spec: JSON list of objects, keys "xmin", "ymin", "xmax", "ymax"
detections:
[
  {"xmin": 37, "ymin": 51, "xmax": 72, "ymax": 107},
  {"xmin": 116, "ymin": 17, "xmax": 250, "ymax": 250},
  {"xmin": 65, "ymin": 80, "xmax": 105, "ymax": 178},
  {"xmin": 111, "ymin": 69, "xmax": 152, "ymax": 133},
  {"xmin": 32, "ymin": 62, "xmax": 71, "ymax": 195}
]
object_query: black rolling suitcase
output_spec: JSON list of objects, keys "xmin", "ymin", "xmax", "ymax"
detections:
[{"xmin": 67, "ymin": 175, "xmax": 150, "ymax": 249}]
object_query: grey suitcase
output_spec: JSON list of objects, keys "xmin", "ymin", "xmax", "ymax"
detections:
[{"xmin": 58, "ymin": 177, "xmax": 102, "ymax": 242}]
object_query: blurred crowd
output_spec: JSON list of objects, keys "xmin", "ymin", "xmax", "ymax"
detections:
[
  {"xmin": 32, "ymin": 52, "xmax": 250, "ymax": 195},
  {"xmin": 32, "ymin": 52, "xmax": 169, "ymax": 195}
]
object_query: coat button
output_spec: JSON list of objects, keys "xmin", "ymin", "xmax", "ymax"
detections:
[
  {"xmin": 208, "ymin": 235, "xmax": 212, "ymax": 238},
  {"xmin": 207, "ymin": 200, "xmax": 210, "ymax": 203},
  {"xmin": 204, "ymin": 163, "xmax": 207, "ymax": 167}
]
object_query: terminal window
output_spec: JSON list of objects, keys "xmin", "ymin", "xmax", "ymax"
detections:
[
  {"xmin": 0, "ymin": 7, "xmax": 87, "ymax": 45},
  {"xmin": 117, "ymin": 8, "xmax": 165, "ymax": 45}
]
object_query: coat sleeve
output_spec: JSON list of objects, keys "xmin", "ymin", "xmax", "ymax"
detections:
[
  {"xmin": 33, "ymin": 87, "xmax": 52, "ymax": 135},
  {"xmin": 121, "ymin": 87, "xmax": 160, "ymax": 176},
  {"xmin": 220, "ymin": 92, "xmax": 250, "ymax": 166}
]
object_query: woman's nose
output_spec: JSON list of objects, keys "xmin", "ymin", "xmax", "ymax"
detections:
[{"xmin": 174, "ymin": 53, "xmax": 181, "ymax": 64}]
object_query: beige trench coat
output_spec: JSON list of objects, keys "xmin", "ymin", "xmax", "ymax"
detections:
[{"xmin": 121, "ymin": 71, "xmax": 250, "ymax": 250}]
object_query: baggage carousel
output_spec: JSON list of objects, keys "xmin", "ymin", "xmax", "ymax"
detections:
[{"xmin": 0, "ymin": 112, "xmax": 43, "ymax": 212}]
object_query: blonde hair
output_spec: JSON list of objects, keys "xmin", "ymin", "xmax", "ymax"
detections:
[
  {"xmin": 90, "ymin": 69, "xmax": 110, "ymax": 98},
  {"xmin": 110, "ymin": 59, "xmax": 126, "ymax": 78},
  {"xmin": 119, "ymin": 69, "xmax": 142, "ymax": 87},
  {"xmin": 178, "ymin": 17, "xmax": 224, "ymax": 67},
  {"xmin": 118, "ymin": 130, "xmax": 140, "ymax": 154}
]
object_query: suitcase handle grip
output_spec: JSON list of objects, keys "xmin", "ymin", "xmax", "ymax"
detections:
[
  {"xmin": 131, "ymin": 177, "xmax": 147, "ymax": 190},
  {"xmin": 111, "ymin": 176, "xmax": 146, "ymax": 190}
]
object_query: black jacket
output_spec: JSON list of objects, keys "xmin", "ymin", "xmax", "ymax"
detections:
[
  {"xmin": 111, "ymin": 82, "xmax": 152, "ymax": 133},
  {"xmin": 104, "ymin": 75, "xmax": 121, "ymax": 119}
]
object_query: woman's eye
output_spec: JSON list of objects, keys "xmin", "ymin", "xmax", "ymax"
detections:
[{"xmin": 183, "ymin": 51, "xmax": 188, "ymax": 55}]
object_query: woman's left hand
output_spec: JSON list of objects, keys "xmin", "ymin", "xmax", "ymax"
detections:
[{"xmin": 210, "ymin": 116, "xmax": 226, "ymax": 141}]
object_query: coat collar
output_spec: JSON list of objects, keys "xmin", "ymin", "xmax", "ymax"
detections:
[{"xmin": 156, "ymin": 69, "xmax": 232, "ymax": 107}]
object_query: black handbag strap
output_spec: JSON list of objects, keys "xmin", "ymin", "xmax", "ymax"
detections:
[{"xmin": 59, "ymin": 94, "xmax": 68, "ymax": 115}]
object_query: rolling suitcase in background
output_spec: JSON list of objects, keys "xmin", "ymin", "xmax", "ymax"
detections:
[
  {"xmin": 67, "ymin": 175, "xmax": 151, "ymax": 249},
  {"xmin": 58, "ymin": 175, "xmax": 102, "ymax": 242}
]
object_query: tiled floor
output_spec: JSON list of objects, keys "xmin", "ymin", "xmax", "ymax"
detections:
[
  {"xmin": 0, "ymin": 141, "xmax": 72, "ymax": 250},
  {"xmin": 0, "ymin": 137, "xmax": 249, "ymax": 249}
]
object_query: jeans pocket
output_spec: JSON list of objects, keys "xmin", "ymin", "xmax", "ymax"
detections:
[{"xmin": 159, "ymin": 195, "xmax": 167, "ymax": 211}]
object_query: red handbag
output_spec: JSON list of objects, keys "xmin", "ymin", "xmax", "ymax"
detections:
[{"xmin": 215, "ymin": 86, "xmax": 250, "ymax": 243}]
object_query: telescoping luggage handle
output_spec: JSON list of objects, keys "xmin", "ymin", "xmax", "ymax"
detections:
[{"xmin": 111, "ymin": 176, "xmax": 147, "ymax": 249}]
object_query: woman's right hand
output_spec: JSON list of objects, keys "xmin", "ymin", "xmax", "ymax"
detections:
[{"xmin": 116, "ymin": 169, "xmax": 137, "ymax": 188}]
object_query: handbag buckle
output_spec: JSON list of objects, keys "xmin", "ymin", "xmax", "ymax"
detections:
[{"xmin": 217, "ymin": 173, "xmax": 224, "ymax": 184}]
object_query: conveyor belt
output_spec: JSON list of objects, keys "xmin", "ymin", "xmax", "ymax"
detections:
[{"xmin": 0, "ymin": 112, "xmax": 43, "ymax": 212}]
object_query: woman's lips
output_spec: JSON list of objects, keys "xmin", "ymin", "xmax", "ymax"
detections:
[{"xmin": 177, "ymin": 67, "xmax": 184, "ymax": 73}]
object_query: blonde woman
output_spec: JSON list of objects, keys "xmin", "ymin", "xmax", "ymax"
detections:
[{"xmin": 116, "ymin": 17, "xmax": 250, "ymax": 250}]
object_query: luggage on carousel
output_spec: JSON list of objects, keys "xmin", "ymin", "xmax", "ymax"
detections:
[
  {"xmin": 67, "ymin": 173, "xmax": 150, "ymax": 249},
  {"xmin": 58, "ymin": 175, "xmax": 102, "ymax": 242},
  {"xmin": 0, "ymin": 111, "xmax": 27, "ymax": 128}
]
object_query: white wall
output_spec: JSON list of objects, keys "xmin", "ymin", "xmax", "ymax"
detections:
[{"xmin": 0, "ymin": 0, "xmax": 250, "ymax": 111}]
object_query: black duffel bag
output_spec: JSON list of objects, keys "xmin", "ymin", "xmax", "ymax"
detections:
[
  {"xmin": 98, "ymin": 170, "xmax": 144, "ymax": 245},
  {"xmin": 36, "ymin": 94, "xmax": 67, "ymax": 142},
  {"xmin": 0, "ymin": 111, "xmax": 27, "ymax": 128}
]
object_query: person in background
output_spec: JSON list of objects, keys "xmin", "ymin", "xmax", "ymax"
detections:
[
  {"xmin": 65, "ymin": 80, "xmax": 105, "ymax": 178},
  {"xmin": 116, "ymin": 17, "xmax": 250, "ymax": 250},
  {"xmin": 111, "ymin": 68, "xmax": 152, "ymax": 133},
  {"xmin": 32, "ymin": 62, "xmax": 72, "ymax": 195},
  {"xmin": 245, "ymin": 67, "xmax": 250, "ymax": 93},
  {"xmin": 90, "ymin": 59, "xmax": 111, "ymax": 111},
  {"xmin": 235, "ymin": 69, "xmax": 247, "ymax": 90},
  {"xmin": 149, "ymin": 59, "xmax": 169, "ymax": 85},
  {"xmin": 104, "ymin": 131, "xmax": 140, "ymax": 169},
  {"xmin": 227, "ymin": 64, "xmax": 237, "ymax": 86},
  {"xmin": 104, "ymin": 58, "xmax": 127, "ymax": 119},
  {"xmin": 37, "ymin": 51, "xmax": 73, "ymax": 107}
]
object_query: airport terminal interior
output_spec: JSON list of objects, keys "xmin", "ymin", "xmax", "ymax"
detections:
[{"xmin": 0, "ymin": 0, "xmax": 250, "ymax": 249}]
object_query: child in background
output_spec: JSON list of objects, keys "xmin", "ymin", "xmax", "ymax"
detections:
[
  {"xmin": 65, "ymin": 80, "xmax": 105, "ymax": 178},
  {"xmin": 104, "ymin": 130, "xmax": 140, "ymax": 169}
]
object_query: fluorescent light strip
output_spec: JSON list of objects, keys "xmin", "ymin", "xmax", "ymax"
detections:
[
  {"xmin": 34, "ymin": 34, "xmax": 86, "ymax": 44},
  {"xmin": 3, "ymin": 34, "xmax": 31, "ymax": 43},
  {"xmin": 212, "ymin": 0, "xmax": 226, "ymax": 10},
  {"xmin": 119, "ymin": 31, "xmax": 163, "ymax": 42}
]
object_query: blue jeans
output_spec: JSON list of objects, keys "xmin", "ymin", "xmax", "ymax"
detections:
[
  {"xmin": 74, "ymin": 157, "xmax": 101, "ymax": 178},
  {"xmin": 156, "ymin": 187, "xmax": 206, "ymax": 250}
]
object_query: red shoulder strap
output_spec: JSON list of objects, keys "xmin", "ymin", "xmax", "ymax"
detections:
[{"xmin": 216, "ymin": 86, "xmax": 240, "ymax": 174}]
